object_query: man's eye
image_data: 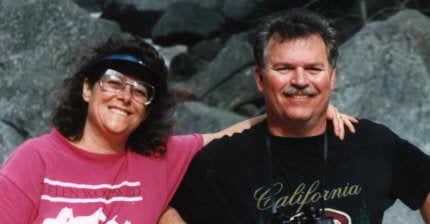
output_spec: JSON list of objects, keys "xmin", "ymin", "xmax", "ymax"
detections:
[
  {"xmin": 276, "ymin": 67, "xmax": 293, "ymax": 71},
  {"xmin": 307, "ymin": 67, "xmax": 323, "ymax": 73}
]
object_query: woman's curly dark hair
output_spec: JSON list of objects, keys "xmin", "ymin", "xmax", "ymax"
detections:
[{"xmin": 52, "ymin": 35, "xmax": 176, "ymax": 157}]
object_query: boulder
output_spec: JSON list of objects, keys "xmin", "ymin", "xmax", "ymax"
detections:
[
  {"xmin": 184, "ymin": 33, "xmax": 255, "ymax": 102},
  {"xmin": 331, "ymin": 10, "xmax": 430, "ymax": 224},
  {"xmin": 172, "ymin": 101, "xmax": 246, "ymax": 135},
  {"xmin": 151, "ymin": 2, "xmax": 225, "ymax": 46},
  {"xmin": 333, "ymin": 9, "xmax": 430, "ymax": 153},
  {"xmin": 101, "ymin": 0, "xmax": 223, "ymax": 12},
  {"xmin": 0, "ymin": 0, "xmax": 122, "ymax": 161},
  {"xmin": 0, "ymin": 0, "xmax": 429, "ymax": 222}
]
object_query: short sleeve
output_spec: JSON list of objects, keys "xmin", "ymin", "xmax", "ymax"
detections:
[
  {"xmin": 392, "ymin": 137, "xmax": 430, "ymax": 209},
  {"xmin": 163, "ymin": 134, "xmax": 204, "ymax": 204},
  {"xmin": 0, "ymin": 139, "xmax": 46, "ymax": 222},
  {"xmin": 169, "ymin": 151, "xmax": 211, "ymax": 224}
]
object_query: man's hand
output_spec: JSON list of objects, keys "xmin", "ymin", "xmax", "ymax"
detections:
[
  {"xmin": 158, "ymin": 206, "xmax": 186, "ymax": 224},
  {"xmin": 421, "ymin": 193, "xmax": 430, "ymax": 223}
]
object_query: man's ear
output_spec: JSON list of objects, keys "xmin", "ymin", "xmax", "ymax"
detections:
[
  {"xmin": 82, "ymin": 78, "xmax": 91, "ymax": 102},
  {"xmin": 254, "ymin": 65, "xmax": 264, "ymax": 93},
  {"xmin": 330, "ymin": 66, "xmax": 337, "ymax": 91}
]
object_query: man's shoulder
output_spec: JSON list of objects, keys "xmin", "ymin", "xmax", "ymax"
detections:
[
  {"xmin": 354, "ymin": 118, "xmax": 393, "ymax": 134},
  {"xmin": 195, "ymin": 122, "xmax": 266, "ymax": 160},
  {"xmin": 341, "ymin": 118, "xmax": 399, "ymax": 145}
]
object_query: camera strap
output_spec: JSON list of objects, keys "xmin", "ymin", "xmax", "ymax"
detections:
[
  {"xmin": 265, "ymin": 135, "xmax": 277, "ymax": 215},
  {"xmin": 265, "ymin": 130, "xmax": 328, "ymax": 217},
  {"xmin": 321, "ymin": 131, "xmax": 328, "ymax": 216}
]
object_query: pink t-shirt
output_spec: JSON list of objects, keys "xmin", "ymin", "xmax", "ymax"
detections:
[{"xmin": 0, "ymin": 129, "xmax": 203, "ymax": 223}]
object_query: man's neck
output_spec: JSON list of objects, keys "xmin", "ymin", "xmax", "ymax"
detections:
[{"xmin": 266, "ymin": 116, "xmax": 327, "ymax": 138}]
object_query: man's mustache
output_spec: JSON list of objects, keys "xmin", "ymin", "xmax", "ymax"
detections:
[{"xmin": 283, "ymin": 86, "xmax": 318, "ymax": 96}]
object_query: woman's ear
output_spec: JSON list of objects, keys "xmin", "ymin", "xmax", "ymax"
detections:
[
  {"xmin": 82, "ymin": 78, "xmax": 91, "ymax": 102},
  {"xmin": 142, "ymin": 106, "xmax": 151, "ymax": 120}
]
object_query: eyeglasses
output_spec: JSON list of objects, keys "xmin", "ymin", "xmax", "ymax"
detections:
[{"xmin": 98, "ymin": 69, "xmax": 155, "ymax": 105}]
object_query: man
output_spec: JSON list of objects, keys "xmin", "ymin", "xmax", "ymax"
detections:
[{"xmin": 161, "ymin": 9, "xmax": 430, "ymax": 223}]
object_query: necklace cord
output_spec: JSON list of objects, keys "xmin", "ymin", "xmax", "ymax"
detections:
[{"xmin": 265, "ymin": 131, "xmax": 328, "ymax": 217}]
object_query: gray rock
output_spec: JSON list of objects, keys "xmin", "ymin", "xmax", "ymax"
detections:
[
  {"xmin": 72, "ymin": 0, "xmax": 101, "ymax": 13},
  {"xmin": 201, "ymin": 65, "xmax": 261, "ymax": 115},
  {"xmin": 333, "ymin": 9, "xmax": 430, "ymax": 153},
  {"xmin": 0, "ymin": 121, "xmax": 26, "ymax": 164},
  {"xmin": 172, "ymin": 101, "xmax": 246, "ymax": 135},
  {"xmin": 383, "ymin": 201, "xmax": 423, "ymax": 224},
  {"xmin": 331, "ymin": 9, "xmax": 430, "ymax": 223},
  {"xmin": 0, "ymin": 0, "xmax": 429, "ymax": 222},
  {"xmin": 185, "ymin": 34, "xmax": 255, "ymax": 100},
  {"xmin": 169, "ymin": 39, "xmax": 224, "ymax": 81},
  {"xmin": 151, "ymin": 2, "xmax": 225, "ymax": 46},
  {"xmin": 221, "ymin": 0, "xmax": 260, "ymax": 20},
  {"xmin": 0, "ymin": 0, "xmax": 122, "ymax": 164},
  {"xmin": 104, "ymin": 0, "xmax": 223, "ymax": 11},
  {"xmin": 0, "ymin": 0, "xmax": 30, "ymax": 11}
]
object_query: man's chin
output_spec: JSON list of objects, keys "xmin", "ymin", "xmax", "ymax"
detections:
[{"xmin": 286, "ymin": 111, "xmax": 312, "ymax": 121}]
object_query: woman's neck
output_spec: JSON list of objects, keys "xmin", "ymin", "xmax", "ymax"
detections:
[{"xmin": 72, "ymin": 127, "xmax": 127, "ymax": 154}]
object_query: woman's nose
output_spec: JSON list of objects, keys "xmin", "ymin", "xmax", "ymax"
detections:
[{"xmin": 117, "ymin": 85, "xmax": 133, "ymax": 103}]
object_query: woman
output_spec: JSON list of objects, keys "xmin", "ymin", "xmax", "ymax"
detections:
[{"xmin": 0, "ymin": 36, "xmax": 355, "ymax": 223}]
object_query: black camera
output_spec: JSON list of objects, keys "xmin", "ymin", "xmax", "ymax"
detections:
[{"xmin": 268, "ymin": 205, "xmax": 334, "ymax": 224}]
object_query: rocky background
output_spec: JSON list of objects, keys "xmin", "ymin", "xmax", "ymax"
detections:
[{"xmin": 1, "ymin": 0, "xmax": 430, "ymax": 223}]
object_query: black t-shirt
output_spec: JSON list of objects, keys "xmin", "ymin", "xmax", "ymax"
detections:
[{"xmin": 171, "ymin": 119, "xmax": 430, "ymax": 224}]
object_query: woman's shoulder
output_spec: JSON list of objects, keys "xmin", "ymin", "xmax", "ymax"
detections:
[
  {"xmin": 4, "ymin": 129, "xmax": 66, "ymax": 164},
  {"xmin": 165, "ymin": 133, "xmax": 204, "ymax": 156},
  {"xmin": 168, "ymin": 133, "xmax": 203, "ymax": 148}
]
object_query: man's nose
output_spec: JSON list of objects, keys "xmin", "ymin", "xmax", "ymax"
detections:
[{"xmin": 291, "ymin": 68, "xmax": 309, "ymax": 87}]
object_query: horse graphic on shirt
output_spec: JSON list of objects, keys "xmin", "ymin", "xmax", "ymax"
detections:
[
  {"xmin": 69, "ymin": 207, "xmax": 106, "ymax": 223},
  {"xmin": 43, "ymin": 207, "xmax": 73, "ymax": 224},
  {"xmin": 43, "ymin": 207, "xmax": 108, "ymax": 224}
]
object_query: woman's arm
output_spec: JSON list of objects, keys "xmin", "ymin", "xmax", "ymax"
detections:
[
  {"xmin": 201, "ymin": 104, "xmax": 358, "ymax": 146},
  {"xmin": 201, "ymin": 114, "xmax": 266, "ymax": 146}
]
